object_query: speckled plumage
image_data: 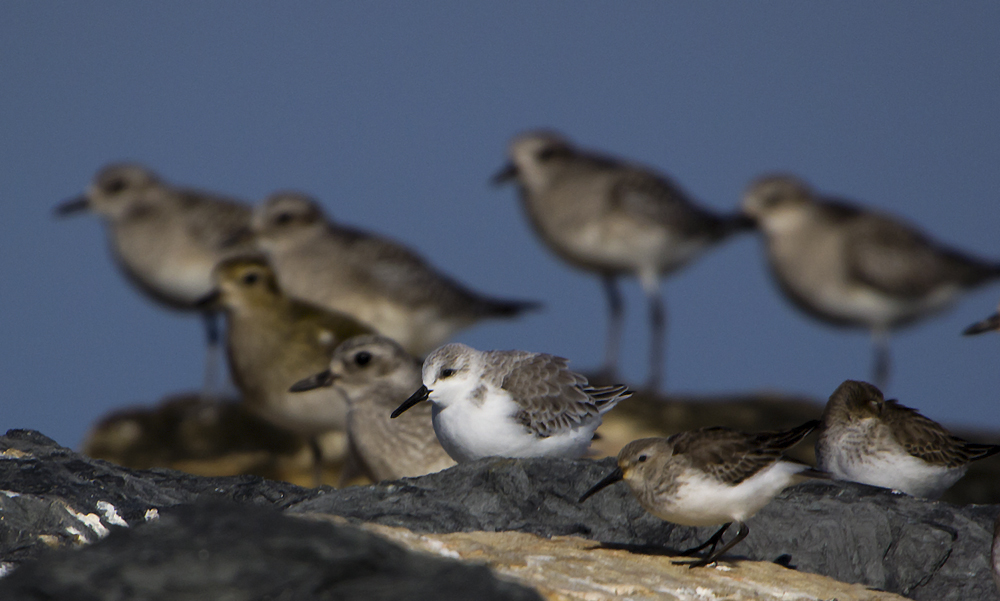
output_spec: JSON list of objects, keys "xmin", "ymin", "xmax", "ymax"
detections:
[
  {"xmin": 245, "ymin": 192, "xmax": 539, "ymax": 356},
  {"xmin": 816, "ymin": 380, "xmax": 1000, "ymax": 498},
  {"xmin": 395, "ymin": 343, "xmax": 631, "ymax": 462}
]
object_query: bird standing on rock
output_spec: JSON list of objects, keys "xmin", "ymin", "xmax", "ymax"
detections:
[
  {"xmin": 742, "ymin": 174, "xmax": 1000, "ymax": 389},
  {"xmin": 56, "ymin": 163, "xmax": 255, "ymax": 395},
  {"xmin": 200, "ymin": 256, "xmax": 374, "ymax": 485},
  {"xmin": 580, "ymin": 421, "xmax": 823, "ymax": 568},
  {"xmin": 392, "ymin": 343, "xmax": 631, "ymax": 462},
  {"xmin": 239, "ymin": 192, "xmax": 540, "ymax": 357},
  {"xmin": 494, "ymin": 130, "xmax": 752, "ymax": 390}
]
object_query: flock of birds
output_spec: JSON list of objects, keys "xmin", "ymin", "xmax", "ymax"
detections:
[{"xmin": 57, "ymin": 130, "xmax": 1000, "ymax": 569}]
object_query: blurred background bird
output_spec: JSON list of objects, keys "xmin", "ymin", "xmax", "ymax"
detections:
[
  {"xmin": 200, "ymin": 256, "xmax": 374, "ymax": 484},
  {"xmin": 494, "ymin": 131, "xmax": 751, "ymax": 390},
  {"xmin": 55, "ymin": 163, "xmax": 255, "ymax": 396}
]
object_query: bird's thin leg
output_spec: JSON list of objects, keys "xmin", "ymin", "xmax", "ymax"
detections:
[
  {"xmin": 309, "ymin": 437, "xmax": 325, "ymax": 488},
  {"xmin": 872, "ymin": 327, "xmax": 891, "ymax": 390},
  {"xmin": 677, "ymin": 523, "xmax": 730, "ymax": 557},
  {"xmin": 201, "ymin": 311, "xmax": 222, "ymax": 400},
  {"xmin": 640, "ymin": 272, "xmax": 665, "ymax": 392},
  {"xmin": 676, "ymin": 521, "xmax": 749, "ymax": 568},
  {"xmin": 599, "ymin": 275, "xmax": 624, "ymax": 381}
]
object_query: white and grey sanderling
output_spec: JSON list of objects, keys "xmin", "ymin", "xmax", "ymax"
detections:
[
  {"xmin": 57, "ymin": 163, "xmax": 255, "ymax": 392},
  {"xmin": 580, "ymin": 420, "xmax": 823, "ymax": 567},
  {"xmin": 742, "ymin": 174, "xmax": 1000, "ymax": 388},
  {"xmin": 391, "ymin": 343, "xmax": 631, "ymax": 463},
  {"xmin": 815, "ymin": 380, "xmax": 1000, "ymax": 499},
  {"xmin": 241, "ymin": 192, "xmax": 540, "ymax": 357},
  {"xmin": 290, "ymin": 335, "xmax": 456, "ymax": 482},
  {"xmin": 494, "ymin": 131, "xmax": 751, "ymax": 390}
]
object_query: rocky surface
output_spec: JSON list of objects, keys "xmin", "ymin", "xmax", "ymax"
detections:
[{"xmin": 2, "ymin": 429, "xmax": 998, "ymax": 600}]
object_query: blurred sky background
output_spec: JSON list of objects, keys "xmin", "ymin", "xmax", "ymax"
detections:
[{"xmin": 2, "ymin": 3, "xmax": 999, "ymax": 449}]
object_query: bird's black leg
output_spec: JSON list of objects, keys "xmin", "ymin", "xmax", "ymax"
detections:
[
  {"xmin": 643, "ymin": 277, "xmax": 665, "ymax": 392},
  {"xmin": 201, "ymin": 311, "xmax": 222, "ymax": 400},
  {"xmin": 677, "ymin": 523, "xmax": 730, "ymax": 557},
  {"xmin": 309, "ymin": 437, "xmax": 325, "ymax": 488},
  {"xmin": 676, "ymin": 521, "xmax": 749, "ymax": 568},
  {"xmin": 599, "ymin": 275, "xmax": 624, "ymax": 381},
  {"xmin": 872, "ymin": 328, "xmax": 891, "ymax": 390}
]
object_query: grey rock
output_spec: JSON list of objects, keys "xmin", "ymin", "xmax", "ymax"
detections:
[
  {"xmin": 0, "ymin": 501, "xmax": 541, "ymax": 601},
  {"xmin": 1, "ymin": 429, "xmax": 998, "ymax": 600}
]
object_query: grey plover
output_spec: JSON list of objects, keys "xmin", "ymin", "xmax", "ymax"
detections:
[
  {"xmin": 289, "ymin": 335, "xmax": 456, "ymax": 482},
  {"xmin": 494, "ymin": 130, "xmax": 751, "ymax": 390},
  {"xmin": 580, "ymin": 421, "xmax": 823, "ymax": 567},
  {"xmin": 200, "ymin": 256, "xmax": 374, "ymax": 484},
  {"xmin": 56, "ymin": 163, "xmax": 255, "ymax": 392},
  {"xmin": 391, "ymin": 342, "xmax": 631, "ymax": 462},
  {"xmin": 963, "ymin": 301, "xmax": 1000, "ymax": 335},
  {"xmin": 815, "ymin": 380, "xmax": 1000, "ymax": 498},
  {"xmin": 240, "ymin": 192, "xmax": 540, "ymax": 357},
  {"xmin": 743, "ymin": 174, "xmax": 1000, "ymax": 388}
]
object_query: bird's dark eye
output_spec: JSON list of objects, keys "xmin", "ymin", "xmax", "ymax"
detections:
[
  {"xmin": 104, "ymin": 178, "xmax": 127, "ymax": 195},
  {"xmin": 537, "ymin": 146, "xmax": 563, "ymax": 161},
  {"xmin": 274, "ymin": 212, "xmax": 294, "ymax": 226},
  {"xmin": 354, "ymin": 351, "xmax": 372, "ymax": 367},
  {"xmin": 637, "ymin": 454, "xmax": 648, "ymax": 463},
  {"xmin": 440, "ymin": 368, "xmax": 457, "ymax": 379},
  {"xmin": 241, "ymin": 272, "xmax": 259, "ymax": 285}
]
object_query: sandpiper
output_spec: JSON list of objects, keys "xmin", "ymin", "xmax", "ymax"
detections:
[
  {"xmin": 743, "ymin": 175, "xmax": 1000, "ymax": 388},
  {"xmin": 289, "ymin": 335, "xmax": 456, "ymax": 482},
  {"xmin": 241, "ymin": 192, "xmax": 540, "ymax": 356},
  {"xmin": 493, "ymin": 130, "xmax": 751, "ymax": 389},
  {"xmin": 56, "ymin": 163, "xmax": 255, "ymax": 393},
  {"xmin": 815, "ymin": 380, "xmax": 1000, "ymax": 499},
  {"xmin": 200, "ymin": 257, "xmax": 374, "ymax": 484},
  {"xmin": 580, "ymin": 421, "xmax": 823, "ymax": 568},
  {"xmin": 391, "ymin": 343, "xmax": 631, "ymax": 462},
  {"xmin": 963, "ymin": 301, "xmax": 1000, "ymax": 336}
]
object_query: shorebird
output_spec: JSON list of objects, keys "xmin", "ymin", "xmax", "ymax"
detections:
[
  {"xmin": 391, "ymin": 343, "xmax": 631, "ymax": 462},
  {"xmin": 815, "ymin": 380, "xmax": 1000, "ymax": 498},
  {"xmin": 242, "ymin": 192, "xmax": 540, "ymax": 356},
  {"xmin": 200, "ymin": 256, "xmax": 374, "ymax": 484},
  {"xmin": 494, "ymin": 130, "xmax": 751, "ymax": 390},
  {"xmin": 580, "ymin": 421, "xmax": 823, "ymax": 568},
  {"xmin": 289, "ymin": 335, "xmax": 456, "ymax": 483},
  {"xmin": 56, "ymin": 163, "xmax": 254, "ymax": 393},
  {"xmin": 743, "ymin": 174, "xmax": 1000, "ymax": 388}
]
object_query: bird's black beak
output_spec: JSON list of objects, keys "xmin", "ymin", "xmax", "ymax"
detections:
[
  {"xmin": 731, "ymin": 213, "xmax": 757, "ymax": 231},
  {"xmin": 54, "ymin": 195, "xmax": 90, "ymax": 216},
  {"xmin": 578, "ymin": 466, "xmax": 623, "ymax": 503},
  {"xmin": 222, "ymin": 226, "xmax": 254, "ymax": 248},
  {"xmin": 963, "ymin": 312, "xmax": 1000, "ymax": 336},
  {"xmin": 391, "ymin": 385, "xmax": 430, "ymax": 418},
  {"xmin": 289, "ymin": 369, "xmax": 336, "ymax": 392},
  {"xmin": 491, "ymin": 163, "xmax": 519, "ymax": 186},
  {"xmin": 195, "ymin": 290, "xmax": 221, "ymax": 310}
]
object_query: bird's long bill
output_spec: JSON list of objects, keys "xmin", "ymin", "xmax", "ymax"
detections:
[
  {"xmin": 194, "ymin": 290, "xmax": 221, "ymax": 310},
  {"xmin": 963, "ymin": 312, "xmax": 1000, "ymax": 335},
  {"xmin": 490, "ymin": 163, "xmax": 518, "ymax": 185},
  {"xmin": 289, "ymin": 369, "xmax": 335, "ymax": 393},
  {"xmin": 54, "ymin": 196, "xmax": 90, "ymax": 216},
  {"xmin": 578, "ymin": 466, "xmax": 624, "ymax": 503},
  {"xmin": 391, "ymin": 385, "xmax": 429, "ymax": 419}
]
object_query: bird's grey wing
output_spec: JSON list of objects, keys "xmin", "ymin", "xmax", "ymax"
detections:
[
  {"xmin": 882, "ymin": 400, "xmax": 993, "ymax": 467},
  {"xmin": 176, "ymin": 190, "xmax": 253, "ymax": 249},
  {"xmin": 843, "ymin": 208, "xmax": 996, "ymax": 297},
  {"xmin": 674, "ymin": 427, "xmax": 794, "ymax": 486},
  {"xmin": 608, "ymin": 166, "xmax": 731, "ymax": 240},
  {"xmin": 496, "ymin": 352, "xmax": 603, "ymax": 437}
]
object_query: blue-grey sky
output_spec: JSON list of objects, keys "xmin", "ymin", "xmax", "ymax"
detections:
[{"xmin": 3, "ymin": 3, "xmax": 999, "ymax": 449}]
